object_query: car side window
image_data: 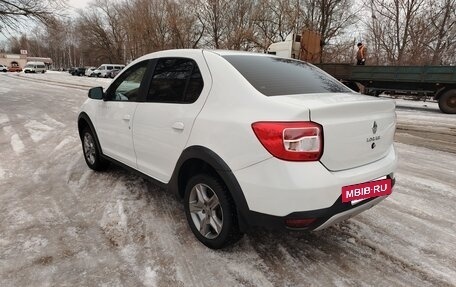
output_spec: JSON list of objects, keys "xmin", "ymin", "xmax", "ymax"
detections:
[
  {"xmin": 106, "ymin": 61, "xmax": 149, "ymax": 102},
  {"xmin": 147, "ymin": 58, "xmax": 204, "ymax": 103}
]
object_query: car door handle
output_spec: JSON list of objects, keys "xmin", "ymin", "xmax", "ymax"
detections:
[
  {"xmin": 123, "ymin": 115, "xmax": 131, "ymax": 121},
  {"xmin": 172, "ymin": 122, "xmax": 185, "ymax": 130}
]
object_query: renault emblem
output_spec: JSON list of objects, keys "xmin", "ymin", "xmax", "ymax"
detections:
[{"xmin": 372, "ymin": 121, "xmax": 378, "ymax": 134}]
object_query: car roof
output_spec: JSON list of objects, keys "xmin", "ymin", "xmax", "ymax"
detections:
[
  {"xmin": 133, "ymin": 49, "xmax": 274, "ymax": 64},
  {"xmin": 205, "ymin": 49, "xmax": 270, "ymax": 57}
]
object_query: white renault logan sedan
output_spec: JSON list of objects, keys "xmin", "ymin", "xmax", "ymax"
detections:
[{"xmin": 78, "ymin": 49, "xmax": 397, "ymax": 249}]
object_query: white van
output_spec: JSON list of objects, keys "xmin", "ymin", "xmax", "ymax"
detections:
[
  {"xmin": 24, "ymin": 62, "xmax": 47, "ymax": 73},
  {"xmin": 92, "ymin": 64, "xmax": 125, "ymax": 78}
]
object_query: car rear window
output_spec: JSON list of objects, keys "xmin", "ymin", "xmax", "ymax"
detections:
[{"xmin": 222, "ymin": 55, "xmax": 352, "ymax": 96}]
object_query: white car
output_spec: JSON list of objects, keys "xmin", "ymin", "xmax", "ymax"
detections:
[
  {"xmin": 0, "ymin": 64, "xmax": 7, "ymax": 72},
  {"xmin": 85, "ymin": 67, "xmax": 96, "ymax": 77},
  {"xmin": 23, "ymin": 61, "xmax": 46, "ymax": 73},
  {"xmin": 92, "ymin": 64, "xmax": 125, "ymax": 77},
  {"xmin": 78, "ymin": 49, "xmax": 397, "ymax": 249}
]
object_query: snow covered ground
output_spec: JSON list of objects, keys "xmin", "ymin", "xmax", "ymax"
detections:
[
  {"xmin": 0, "ymin": 73, "xmax": 455, "ymax": 286},
  {"xmin": 393, "ymin": 97, "xmax": 456, "ymax": 154}
]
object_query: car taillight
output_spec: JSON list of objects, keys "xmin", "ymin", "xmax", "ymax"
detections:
[{"xmin": 251, "ymin": 122, "xmax": 323, "ymax": 161}]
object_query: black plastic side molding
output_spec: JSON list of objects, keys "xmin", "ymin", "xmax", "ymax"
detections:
[{"xmin": 168, "ymin": 146, "xmax": 251, "ymax": 232}]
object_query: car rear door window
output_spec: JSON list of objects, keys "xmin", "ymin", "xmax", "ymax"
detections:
[
  {"xmin": 147, "ymin": 58, "xmax": 204, "ymax": 103},
  {"xmin": 223, "ymin": 55, "xmax": 352, "ymax": 96}
]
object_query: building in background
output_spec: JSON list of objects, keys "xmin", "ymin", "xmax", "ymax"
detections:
[
  {"xmin": 0, "ymin": 53, "xmax": 53, "ymax": 69},
  {"xmin": 0, "ymin": 53, "xmax": 27, "ymax": 68}
]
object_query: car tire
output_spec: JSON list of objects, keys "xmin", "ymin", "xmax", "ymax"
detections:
[
  {"xmin": 184, "ymin": 174, "xmax": 242, "ymax": 249},
  {"xmin": 81, "ymin": 127, "xmax": 108, "ymax": 171}
]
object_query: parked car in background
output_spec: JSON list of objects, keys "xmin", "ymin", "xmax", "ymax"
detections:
[
  {"xmin": 71, "ymin": 67, "xmax": 86, "ymax": 76},
  {"xmin": 106, "ymin": 68, "xmax": 122, "ymax": 78},
  {"xmin": 85, "ymin": 67, "xmax": 96, "ymax": 77},
  {"xmin": 92, "ymin": 64, "xmax": 125, "ymax": 77},
  {"xmin": 8, "ymin": 66, "xmax": 22, "ymax": 72},
  {"xmin": 23, "ymin": 62, "xmax": 47, "ymax": 73},
  {"xmin": 0, "ymin": 64, "xmax": 7, "ymax": 72},
  {"xmin": 78, "ymin": 49, "xmax": 397, "ymax": 249}
]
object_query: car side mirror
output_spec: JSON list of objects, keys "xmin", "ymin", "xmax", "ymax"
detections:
[{"xmin": 88, "ymin": 87, "xmax": 104, "ymax": 100}]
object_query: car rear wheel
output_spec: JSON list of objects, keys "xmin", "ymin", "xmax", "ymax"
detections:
[
  {"xmin": 81, "ymin": 127, "xmax": 108, "ymax": 171},
  {"xmin": 184, "ymin": 174, "xmax": 242, "ymax": 249}
]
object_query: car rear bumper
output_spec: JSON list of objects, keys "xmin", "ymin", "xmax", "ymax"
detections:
[
  {"xmin": 243, "ymin": 185, "xmax": 392, "ymax": 231},
  {"xmin": 232, "ymin": 145, "xmax": 396, "ymax": 230}
]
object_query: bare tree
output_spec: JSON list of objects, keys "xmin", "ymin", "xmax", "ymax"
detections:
[
  {"xmin": 301, "ymin": 0, "xmax": 358, "ymax": 62},
  {"xmin": 427, "ymin": 0, "xmax": 456, "ymax": 64},
  {"xmin": 166, "ymin": 1, "xmax": 205, "ymax": 49},
  {"xmin": 45, "ymin": 20, "xmax": 69, "ymax": 68},
  {"xmin": 121, "ymin": 0, "xmax": 172, "ymax": 59},
  {"xmin": 367, "ymin": 0, "xmax": 426, "ymax": 65},
  {"xmin": 77, "ymin": 0, "xmax": 125, "ymax": 64},
  {"xmin": 0, "ymin": 0, "xmax": 65, "ymax": 34},
  {"xmin": 193, "ymin": 0, "xmax": 233, "ymax": 48},
  {"xmin": 252, "ymin": 0, "xmax": 299, "ymax": 51},
  {"xmin": 224, "ymin": 0, "xmax": 256, "ymax": 50}
]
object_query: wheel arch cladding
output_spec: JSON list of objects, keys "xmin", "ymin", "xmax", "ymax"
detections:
[
  {"xmin": 77, "ymin": 113, "xmax": 103, "ymax": 154},
  {"xmin": 78, "ymin": 112, "xmax": 92, "ymax": 137},
  {"xmin": 169, "ymin": 146, "xmax": 251, "ymax": 232}
]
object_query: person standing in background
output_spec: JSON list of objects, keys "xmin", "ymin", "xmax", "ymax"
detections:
[{"xmin": 356, "ymin": 43, "xmax": 366, "ymax": 65}]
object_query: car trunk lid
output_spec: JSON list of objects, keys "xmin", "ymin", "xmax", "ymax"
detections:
[{"xmin": 277, "ymin": 93, "xmax": 396, "ymax": 171}]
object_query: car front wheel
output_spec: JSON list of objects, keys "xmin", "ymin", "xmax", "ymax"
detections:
[
  {"xmin": 81, "ymin": 127, "xmax": 108, "ymax": 171},
  {"xmin": 184, "ymin": 174, "xmax": 242, "ymax": 249}
]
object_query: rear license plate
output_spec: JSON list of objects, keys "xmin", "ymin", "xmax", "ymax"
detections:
[{"xmin": 342, "ymin": 178, "xmax": 392, "ymax": 203}]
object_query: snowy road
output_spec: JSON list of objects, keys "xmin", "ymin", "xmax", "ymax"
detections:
[{"xmin": 1, "ymin": 72, "xmax": 455, "ymax": 286}]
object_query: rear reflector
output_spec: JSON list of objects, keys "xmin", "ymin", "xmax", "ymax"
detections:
[
  {"xmin": 285, "ymin": 218, "xmax": 317, "ymax": 228},
  {"xmin": 252, "ymin": 122, "xmax": 323, "ymax": 161}
]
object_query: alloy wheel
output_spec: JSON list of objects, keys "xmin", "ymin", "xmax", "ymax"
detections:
[
  {"xmin": 83, "ymin": 132, "xmax": 96, "ymax": 165},
  {"xmin": 188, "ymin": 183, "xmax": 223, "ymax": 239}
]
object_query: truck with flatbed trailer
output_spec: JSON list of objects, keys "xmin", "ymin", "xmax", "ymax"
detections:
[{"xmin": 267, "ymin": 32, "xmax": 456, "ymax": 114}]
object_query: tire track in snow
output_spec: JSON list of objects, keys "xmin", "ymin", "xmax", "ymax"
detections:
[
  {"xmin": 24, "ymin": 120, "xmax": 54, "ymax": 142},
  {"xmin": 95, "ymin": 178, "xmax": 164, "ymax": 286},
  {"xmin": 2, "ymin": 126, "xmax": 25, "ymax": 154},
  {"xmin": 0, "ymin": 113, "xmax": 9, "ymax": 125},
  {"xmin": 140, "ymin": 183, "xmax": 274, "ymax": 287},
  {"xmin": 54, "ymin": 136, "xmax": 77, "ymax": 151},
  {"xmin": 0, "ymin": 166, "xmax": 5, "ymax": 180},
  {"xmin": 43, "ymin": 113, "xmax": 66, "ymax": 128},
  {"xmin": 333, "ymin": 225, "xmax": 454, "ymax": 287},
  {"xmin": 0, "ymin": 86, "xmax": 11, "ymax": 95}
]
